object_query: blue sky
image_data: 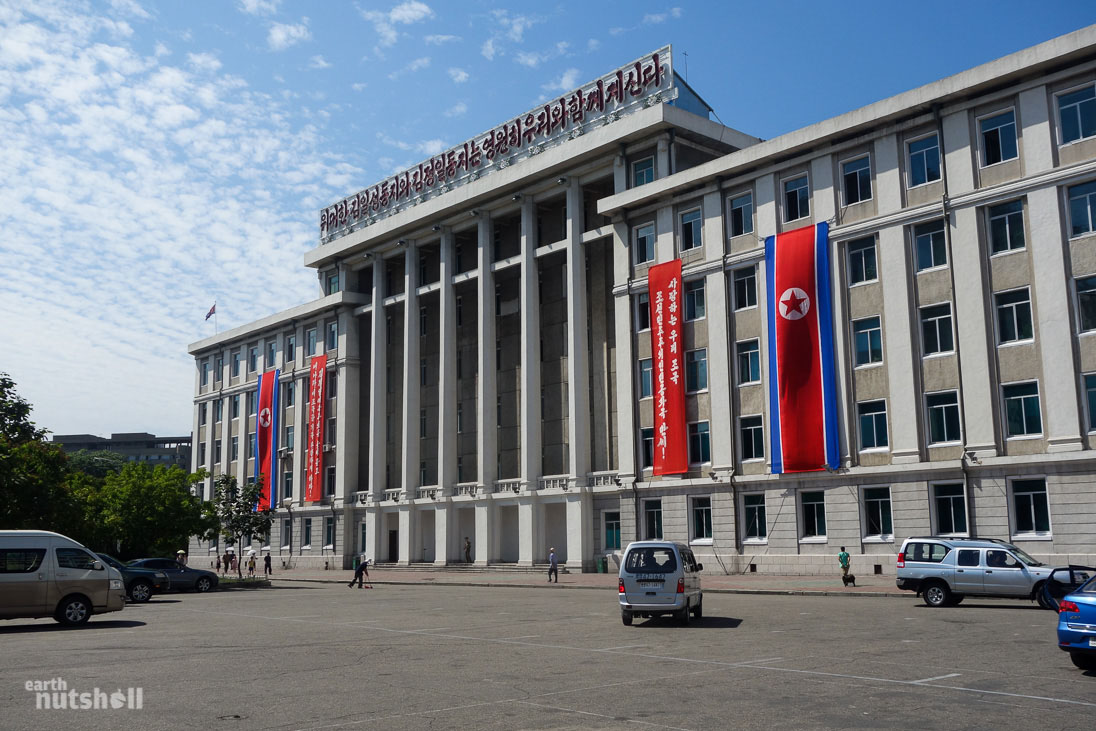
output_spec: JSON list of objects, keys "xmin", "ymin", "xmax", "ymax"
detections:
[{"xmin": 2, "ymin": 0, "xmax": 1095, "ymax": 438}]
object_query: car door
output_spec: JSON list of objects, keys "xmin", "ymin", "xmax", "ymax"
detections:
[
  {"xmin": 147, "ymin": 559, "xmax": 190, "ymax": 588},
  {"xmin": 54, "ymin": 547, "xmax": 108, "ymax": 608},
  {"xmin": 982, "ymin": 549, "xmax": 1031, "ymax": 596},
  {"xmin": 0, "ymin": 544, "xmax": 50, "ymax": 615},
  {"xmin": 952, "ymin": 549, "xmax": 984, "ymax": 593}
]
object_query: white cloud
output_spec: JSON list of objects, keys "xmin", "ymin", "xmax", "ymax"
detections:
[
  {"xmin": 309, "ymin": 55, "xmax": 331, "ymax": 69},
  {"xmin": 351, "ymin": 82, "xmax": 367, "ymax": 91},
  {"xmin": 516, "ymin": 52, "xmax": 541, "ymax": 68},
  {"xmin": 490, "ymin": 9, "xmax": 534, "ymax": 42},
  {"xmin": 389, "ymin": 1, "xmax": 433, "ymax": 24},
  {"xmin": 447, "ymin": 67, "xmax": 468, "ymax": 83},
  {"xmin": 515, "ymin": 41, "xmax": 569, "ymax": 69},
  {"xmin": 187, "ymin": 52, "xmax": 221, "ymax": 73},
  {"xmin": 444, "ymin": 101, "xmax": 466, "ymax": 117},
  {"xmin": 377, "ymin": 132, "xmax": 447, "ymax": 156},
  {"xmin": 644, "ymin": 8, "xmax": 682, "ymax": 24},
  {"xmin": 267, "ymin": 20, "xmax": 311, "ymax": 51},
  {"xmin": 543, "ymin": 67, "xmax": 581, "ymax": 92},
  {"xmin": 425, "ymin": 34, "xmax": 459, "ymax": 45},
  {"xmin": 238, "ymin": 0, "xmax": 280, "ymax": 15},
  {"xmin": 586, "ymin": 38, "xmax": 600, "ymax": 52},
  {"xmin": 154, "ymin": 42, "xmax": 170, "ymax": 57},
  {"xmin": 481, "ymin": 38, "xmax": 496, "ymax": 60},
  {"xmin": 360, "ymin": 1, "xmax": 435, "ymax": 49},
  {"xmin": 387, "ymin": 56, "xmax": 429, "ymax": 80},
  {"xmin": 109, "ymin": 0, "xmax": 151, "ymax": 19}
]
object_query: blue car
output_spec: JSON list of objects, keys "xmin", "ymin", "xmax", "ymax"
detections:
[{"xmin": 1057, "ymin": 574, "xmax": 1096, "ymax": 671}]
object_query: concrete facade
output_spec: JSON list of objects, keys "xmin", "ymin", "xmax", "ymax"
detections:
[{"xmin": 190, "ymin": 31, "xmax": 1096, "ymax": 574}]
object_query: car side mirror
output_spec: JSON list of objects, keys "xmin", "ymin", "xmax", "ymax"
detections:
[
  {"xmin": 696, "ymin": 563, "xmax": 703, "ymax": 572},
  {"xmin": 92, "ymin": 560, "xmax": 103, "ymax": 571}
]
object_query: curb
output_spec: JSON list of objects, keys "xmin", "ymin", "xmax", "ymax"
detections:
[{"xmin": 271, "ymin": 577, "xmax": 907, "ymax": 598}]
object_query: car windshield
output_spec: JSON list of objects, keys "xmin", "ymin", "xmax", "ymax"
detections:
[
  {"xmin": 1003, "ymin": 545, "xmax": 1044, "ymax": 566},
  {"xmin": 97, "ymin": 554, "xmax": 121, "ymax": 569},
  {"xmin": 1080, "ymin": 577, "xmax": 1096, "ymax": 595},
  {"xmin": 624, "ymin": 547, "xmax": 677, "ymax": 574},
  {"xmin": 125, "ymin": 559, "xmax": 144, "ymax": 567}
]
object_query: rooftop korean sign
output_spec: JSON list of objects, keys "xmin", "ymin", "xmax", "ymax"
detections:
[{"xmin": 319, "ymin": 46, "xmax": 675, "ymax": 242}]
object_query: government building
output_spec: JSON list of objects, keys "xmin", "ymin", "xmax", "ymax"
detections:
[{"xmin": 189, "ymin": 27, "xmax": 1096, "ymax": 575}]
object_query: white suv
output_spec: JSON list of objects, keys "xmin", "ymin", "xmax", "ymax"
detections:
[
  {"xmin": 896, "ymin": 536, "xmax": 1052, "ymax": 607},
  {"xmin": 618, "ymin": 541, "xmax": 703, "ymax": 625}
]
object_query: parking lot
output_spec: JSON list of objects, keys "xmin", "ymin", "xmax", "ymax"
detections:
[{"xmin": 2, "ymin": 582, "xmax": 1094, "ymax": 730}]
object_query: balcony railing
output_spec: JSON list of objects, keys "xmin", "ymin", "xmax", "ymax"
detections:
[
  {"xmin": 417, "ymin": 487, "xmax": 440, "ymax": 500},
  {"xmin": 455, "ymin": 483, "xmax": 477, "ymax": 496},
  {"xmin": 588, "ymin": 471, "xmax": 620, "ymax": 487},
  {"xmin": 494, "ymin": 479, "xmax": 522, "ymax": 494},
  {"xmin": 538, "ymin": 475, "xmax": 570, "ymax": 491},
  {"xmin": 383, "ymin": 489, "xmax": 401, "ymax": 502}
]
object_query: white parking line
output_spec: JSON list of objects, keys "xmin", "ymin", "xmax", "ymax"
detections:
[
  {"xmin": 599, "ymin": 644, "xmax": 647, "ymax": 651},
  {"xmin": 912, "ymin": 673, "xmax": 961, "ymax": 683},
  {"xmin": 498, "ymin": 635, "xmax": 540, "ymax": 640}
]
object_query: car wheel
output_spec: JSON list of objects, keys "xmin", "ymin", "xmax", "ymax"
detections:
[
  {"xmin": 129, "ymin": 580, "xmax": 152, "ymax": 603},
  {"xmin": 621, "ymin": 611, "xmax": 633, "ymax": 626},
  {"xmin": 678, "ymin": 602, "xmax": 691, "ymax": 626},
  {"xmin": 55, "ymin": 596, "xmax": 91, "ymax": 626},
  {"xmin": 195, "ymin": 576, "xmax": 213, "ymax": 593},
  {"xmin": 1069, "ymin": 652, "xmax": 1096, "ymax": 671},
  {"xmin": 923, "ymin": 581, "xmax": 951, "ymax": 608},
  {"xmin": 692, "ymin": 596, "xmax": 703, "ymax": 619},
  {"xmin": 949, "ymin": 594, "xmax": 964, "ymax": 606}
]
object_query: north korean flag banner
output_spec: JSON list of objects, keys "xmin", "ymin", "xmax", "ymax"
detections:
[
  {"xmin": 304, "ymin": 354, "xmax": 327, "ymax": 502},
  {"xmin": 648, "ymin": 259, "xmax": 688, "ymax": 475},
  {"xmin": 765, "ymin": 222, "xmax": 840, "ymax": 473},
  {"xmin": 254, "ymin": 369, "xmax": 280, "ymax": 510}
]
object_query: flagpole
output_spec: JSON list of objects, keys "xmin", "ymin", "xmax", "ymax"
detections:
[{"xmin": 214, "ymin": 301, "xmax": 219, "ymax": 334}]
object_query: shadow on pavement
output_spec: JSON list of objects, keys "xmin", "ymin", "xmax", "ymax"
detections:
[
  {"xmin": 634, "ymin": 616, "xmax": 743, "ymax": 629},
  {"xmin": 0, "ymin": 619, "xmax": 147, "ymax": 634}
]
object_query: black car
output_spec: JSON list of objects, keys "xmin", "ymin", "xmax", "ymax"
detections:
[
  {"xmin": 126, "ymin": 558, "xmax": 218, "ymax": 592},
  {"xmin": 96, "ymin": 553, "xmax": 171, "ymax": 603}
]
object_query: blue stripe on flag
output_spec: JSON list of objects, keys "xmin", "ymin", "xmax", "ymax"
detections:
[
  {"xmin": 269, "ymin": 369, "xmax": 280, "ymax": 507},
  {"xmin": 764, "ymin": 234, "xmax": 783, "ymax": 474},
  {"xmin": 813, "ymin": 223, "xmax": 840, "ymax": 470}
]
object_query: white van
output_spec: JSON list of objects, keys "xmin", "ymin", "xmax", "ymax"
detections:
[
  {"xmin": 618, "ymin": 541, "xmax": 703, "ymax": 625},
  {"xmin": 0, "ymin": 531, "xmax": 126, "ymax": 625}
]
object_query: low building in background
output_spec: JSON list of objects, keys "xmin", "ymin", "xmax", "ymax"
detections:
[{"xmin": 52, "ymin": 433, "xmax": 192, "ymax": 470}]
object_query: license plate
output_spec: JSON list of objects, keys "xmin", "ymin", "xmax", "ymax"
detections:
[
  {"xmin": 638, "ymin": 581, "xmax": 662, "ymax": 588},
  {"xmin": 1089, "ymin": 638, "xmax": 1096, "ymax": 648}
]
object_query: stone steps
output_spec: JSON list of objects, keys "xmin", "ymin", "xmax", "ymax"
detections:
[{"xmin": 371, "ymin": 562, "xmax": 569, "ymax": 575}]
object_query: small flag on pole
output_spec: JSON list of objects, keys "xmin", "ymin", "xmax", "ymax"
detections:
[{"xmin": 205, "ymin": 303, "xmax": 216, "ymax": 321}]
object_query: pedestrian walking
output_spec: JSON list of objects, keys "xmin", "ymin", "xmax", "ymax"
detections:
[
  {"xmin": 263, "ymin": 553, "xmax": 272, "ymax": 577},
  {"xmin": 464, "ymin": 537, "xmax": 472, "ymax": 563},
  {"xmin": 222, "ymin": 551, "xmax": 230, "ymax": 577},
  {"xmin": 215, "ymin": 555, "xmax": 221, "ymax": 574},
  {"xmin": 348, "ymin": 556, "xmax": 371, "ymax": 589},
  {"xmin": 230, "ymin": 554, "xmax": 238, "ymax": 574},
  {"xmin": 247, "ymin": 554, "xmax": 256, "ymax": 578},
  {"xmin": 547, "ymin": 547, "xmax": 558, "ymax": 583},
  {"xmin": 838, "ymin": 546, "xmax": 851, "ymax": 577}
]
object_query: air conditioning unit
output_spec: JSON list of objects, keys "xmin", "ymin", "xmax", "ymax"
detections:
[
  {"xmin": 323, "ymin": 444, "xmax": 334, "ymax": 453},
  {"xmin": 278, "ymin": 447, "xmax": 288, "ymax": 456}
]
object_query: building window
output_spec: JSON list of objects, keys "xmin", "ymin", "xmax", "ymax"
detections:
[
  {"xmin": 644, "ymin": 500, "xmax": 663, "ymax": 540},
  {"xmin": 852, "ymin": 316, "xmax": 883, "ymax": 366},
  {"xmin": 419, "ymin": 306, "xmax": 427, "ymax": 337},
  {"xmin": 282, "ymin": 519, "xmax": 292, "ymax": 549},
  {"xmin": 635, "ymin": 293, "xmax": 650, "ymax": 332},
  {"xmin": 842, "ymin": 155, "xmax": 872, "ymax": 205},
  {"xmin": 325, "ymin": 270, "xmax": 340, "ymax": 295},
  {"xmin": 266, "ymin": 341, "xmax": 276, "ymax": 368},
  {"xmin": 1085, "ymin": 374, "xmax": 1096, "ymax": 432},
  {"xmin": 858, "ymin": 400, "xmax": 888, "ymax": 450},
  {"xmin": 914, "ymin": 220, "xmax": 947, "ymax": 271},
  {"xmin": 1077, "ymin": 275, "xmax": 1096, "ymax": 332},
  {"xmin": 214, "ymin": 439, "xmax": 222, "ymax": 463},
  {"xmin": 248, "ymin": 346, "xmax": 258, "ymax": 373},
  {"xmin": 326, "ymin": 417, "xmax": 337, "ymax": 446},
  {"xmin": 303, "ymin": 518, "xmax": 312, "ymax": 548},
  {"xmin": 908, "ymin": 134, "xmax": 940, "ymax": 187},
  {"xmin": 724, "ymin": 192, "xmax": 753, "ymax": 238},
  {"xmin": 926, "ymin": 391, "xmax": 961, "ymax": 444},
  {"xmin": 920, "ymin": 303, "xmax": 954, "ymax": 356},
  {"xmin": 284, "ymin": 381, "xmax": 295, "ymax": 407},
  {"xmin": 638, "ymin": 358, "xmax": 653, "ymax": 399},
  {"xmin": 419, "ymin": 408, "xmax": 427, "ymax": 439},
  {"xmin": 631, "ymin": 225, "xmax": 653, "ymax": 268},
  {"xmin": 632, "ymin": 156, "xmax": 654, "ymax": 187},
  {"xmin": 199, "ymin": 402, "xmax": 207, "ymax": 426},
  {"xmin": 420, "ymin": 461, "xmax": 428, "ymax": 485},
  {"xmin": 847, "ymin": 236, "xmax": 877, "ymax": 285},
  {"xmin": 201, "ymin": 361, "xmax": 210, "ymax": 387},
  {"xmin": 1011, "ymin": 478, "xmax": 1050, "ymax": 535},
  {"xmin": 286, "ymin": 335, "xmax": 296, "ymax": 365},
  {"xmin": 285, "ymin": 425, "xmax": 294, "ymax": 450},
  {"xmin": 691, "ymin": 497, "xmax": 713, "ymax": 541},
  {"xmin": 456, "ymin": 403, "xmax": 463, "ymax": 433},
  {"xmin": 743, "ymin": 493, "xmax": 766, "ymax": 540},
  {"xmin": 933, "ymin": 483, "xmax": 966, "ymax": 535},
  {"xmin": 801, "ymin": 491, "xmax": 826, "ymax": 538},
  {"xmin": 863, "ymin": 487, "xmax": 893, "ymax": 538},
  {"xmin": 640, "ymin": 427, "xmax": 654, "ymax": 469},
  {"xmin": 980, "ymin": 110, "xmax": 1018, "ymax": 166},
  {"xmin": 420, "ymin": 358, "xmax": 428, "ymax": 386},
  {"xmin": 455, "ymin": 296, "xmax": 463, "ymax": 327},
  {"xmin": 1003, "ymin": 382, "xmax": 1042, "ymax": 437},
  {"xmin": 995, "ymin": 288, "xmax": 1033, "ymax": 344},
  {"xmin": 198, "ymin": 442, "xmax": 206, "ymax": 466},
  {"xmin": 684, "ymin": 279, "xmax": 705, "ymax": 320},
  {"xmin": 688, "ymin": 421, "xmax": 711, "ymax": 464},
  {"xmin": 989, "ymin": 200, "xmax": 1025, "ymax": 254},
  {"xmin": 733, "ymin": 267, "xmax": 757, "ymax": 310},
  {"xmin": 326, "ymin": 322, "xmax": 338, "ymax": 351},
  {"xmin": 327, "ymin": 371, "xmax": 337, "ymax": 399},
  {"xmin": 248, "ymin": 391, "xmax": 256, "ymax": 416},
  {"xmin": 740, "ymin": 415, "xmax": 764, "ymax": 461},
  {"xmin": 306, "ymin": 328, "xmax": 317, "ymax": 356},
  {"xmin": 737, "ymin": 339, "xmax": 761, "ymax": 385},
  {"xmin": 232, "ymin": 351, "xmax": 241, "ymax": 377},
  {"xmin": 680, "ymin": 208, "xmax": 703, "ymax": 251},
  {"xmin": 324, "ymin": 517, "xmax": 335, "ymax": 548},
  {"xmin": 1059, "ymin": 84, "xmax": 1096, "ymax": 144},
  {"xmin": 248, "ymin": 433, "xmax": 256, "ymax": 459},
  {"xmin": 214, "ymin": 400, "xmax": 223, "ymax": 423},
  {"xmin": 604, "ymin": 511, "xmax": 621, "ymax": 550},
  {"xmin": 1069, "ymin": 180, "xmax": 1096, "ymax": 237},
  {"xmin": 783, "ymin": 175, "xmax": 809, "ymax": 222},
  {"xmin": 325, "ymin": 466, "xmax": 336, "ymax": 496},
  {"xmin": 685, "ymin": 349, "xmax": 707, "ymax": 393},
  {"xmin": 231, "ymin": 394, "xmax": 240, "ymax": 419},
  {"xmin": 230, "ymin": 436, "xmax": 238, "ymax": 462}
]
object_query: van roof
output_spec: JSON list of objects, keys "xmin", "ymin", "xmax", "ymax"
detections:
[
  {"xmin": 902, "ymin": 536, "xmax": 1012, "ymax": 549},
  {"xmin": 0, "ymin": 530, "xmax": 85, "ymax": 544},
  {"xmin": 624, "ymin": 541, "xmax": 690, "ymax": 551}
]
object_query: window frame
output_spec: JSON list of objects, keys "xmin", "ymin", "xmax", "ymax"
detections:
[
  {"xmin": 633, "ymin": 222, "xmax": 656, "ymax": 265},
  {"xmin": 857, "ymin": 399, "xmax": 889, "ymax": 452},
  {"xmin": 687, "ymin": 420, "xmax": 711, "ymax": 466},
  {"xmin": 1083, "ymin": 372, "xmax": 1096, "ymax": 433},
  {"xmin": 739, "ymin": 414, "xmax": 764, "ymax": 462},
  {"xmin": 638, "ymin": 358, "xmax": 653, "ymax": 400},
  {"xmin": 919, "ymin": 302, "xmax": 955, "ymax": 357},
  {"xmin": 634, "ymin": 292, "xmax": 651, "ymax": 333},
  {"xmin": 907, "ymin": 132, "xmax": 941, "ymax": 188},
  {"xmin": 929, "ymin": 481, "xmax": 969, "ymax": 537},
  {"xmin": 1008, "ymin": 476, "xmax": 1052, "ymax": 540},
  {"xmin": 728, "ymin": 191, "xmax": 754, "ymax": 238},
  {"xmin": 1055, "ymin": 81, "xmax": 1096, "ymax": 146},
  {"xmin": 1075, "ymin": 274, "xmax": 1096, "ymax": 334},
  {"xmin": 987, "ymin": 199, "xmax": 1026, "ymax": 256},
  {"xmin": 689, "ymin": 496, "xmax": 713, "ymax": 544},
  {"xmin": 846, "ymin": 236, "xmax": 878, "ymax": 286},
  {"xmin": 925, "ymin": 390, "xmax": 963, "ymax": 446},
  {"xmin": 852, "ymin": 315, "xmax": 884, "ymax": 368},
  {"xmin": 913, "ymin": 219, "xmax": 948, "ymax": 273},
  {"xmin": 640, "ymin": 427, "xmax": 654, "ymax": 471},
  {"xmin": 732, "ymin": 266, "xmax": 757, "ymax": 311},
  {"xmin": 741, "ymin": 492, "xmax": 767, "ymax": 543},
  {"xmin": 679, "ymin": 207, "xmax": 703, "ymax": 252},
  {"xmin": 684, "ymin": 279, "xmax": 706, "ymax": 321},
  {"xmin": 978, "ymin": 108, "xmax": 1019, "ymax": 167},
  {"xmin": 800, "ymin": 490, "xmax": 827, "ymax": 542},
  {"xmin": 841, "ymin": 153, "xmax": 873, "ymax": 206},
  {"xmin": 782, "ymin": 174, "xmax": 810, "ymax": 223},
  {"xmin": 632, "ymin": 156, "xmax": 655, "ymax": 187},
  {"xmin": 1001, "ymin": 380, "xmax": 1043, "ymax": 439},
  {"xmin": 643, "ymin": 499, "xmax": 663, "ymax": 540},
  {"xmin": 685, "ymin": 348, "xmax": 708, "ymax": 394},
  {"xmin": 604, "ymin": 511, "xmax": 622, "ymax": 550},
  {"xmin": 861, "ymin": 485, "xmax": 894, "ymax": 542},
  {"xmin": 994, "ymin": 286, "xmax": 1034, "ymax": 346},
  {"xmin": 1068, "ymin": 180, "xmax": 1096, "ymax": 238},
  {"xmin": 736, "ymin": 339, "xmax": 761, "ymax": 386}
]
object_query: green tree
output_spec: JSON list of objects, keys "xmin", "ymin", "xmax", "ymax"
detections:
[
  {"xmin": 67, "ymin": 450, "xmax": 127, "ymax": 478},
  {"xmin": 208, "ymin": 473, "xmax": 272, "ymax": 578},
  {"xmin": 97, "ymin": 463, "xmax": 212, "ymax": 559},
  {"xmin": 0, "ymin": 373, "xmax": 74, "ymax": 531}
]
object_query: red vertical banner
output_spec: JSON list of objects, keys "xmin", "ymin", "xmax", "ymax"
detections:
[
  {"xmin": 305, "ymin": 354, "xmax": 328, "ymax": 502},
  {"xmin": 254, "ymin": 369, "xmax": 279, "ymax": 510},
  {"xmin": 648, "ymin": 259, "xmax": 688, "ymax": 475}
]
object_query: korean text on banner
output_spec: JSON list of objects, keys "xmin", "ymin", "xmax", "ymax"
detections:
[
  {"xmin": 305, "ymin": 355, "xmax": 328, "ymax": 501},
  {"xmin": 765, "ymin": 222, "xmax": 840, "ymax": 473},
  {"xmin": 648, "ymin": 259, "xmax": 688, "ymax": 475},
  {"xmin": 254, "ymin": 369, "xmax": 280, "ymax": 510}
]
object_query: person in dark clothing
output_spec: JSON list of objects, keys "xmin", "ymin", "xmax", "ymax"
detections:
[
  {"xmin": 464, "ymin": 537, "xmax": 472, "ymax": 563},
  {"xmin": 263, "ymin": 553, "xmax": 272, "ymax": 577},
  {"xmin": 348, "ymin": 556, "xmax": 371, "ymax": 589},
  {"xmin": 548, "ymin": 547, "xmax": 558, "ymax": 583}
]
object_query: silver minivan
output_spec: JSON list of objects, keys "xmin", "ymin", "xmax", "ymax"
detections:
[
  {"xmin": 0, "ymin": 530, "xmax": 126, "ymax": 625},
  {"xmin": 618, "ymin": 541, "xmax": 703, "ymax": 625}
]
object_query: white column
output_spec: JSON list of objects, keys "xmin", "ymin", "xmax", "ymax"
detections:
[
  {"xmin": 1020, "ymin": 85, "xmax": 1054, "ymax": 175},
  {"xmin": 335, "ymin": 309, "xmax": 359, "ymax": 501},
  {"xmin": 1028, "ymin": 186, "xmax": 1083, "ymax": 451},
  {"xmin": 438, "ymin": 229, "xmax": 457, "ymax": 492},
  {"xmin": 879, "ymin": 226, "xmax": 920, "ymax": 462},
  {"xmin": 612, "ymin": 219, "xmax": 637, "ymax": 479},
  {"xmin": 474, "ymin": 500, "xmax": 495, "ymax": 566},
  {"xmin": 656, "ymin": 135, "xmax": 670, "ymax": 179},
  {"xmin": 402, "ymin": 244, "xmax": 421, "ymax": 498},
  {"xmin": 517, "ymin": 496, "xmax": 540, "ymax": 566},
  {"xmin": 702, "ymin": 190, "xmax": 733, "ymax": 472},
  {"xmin": 476, "ymin": 214, "xmax": 497, "ymax": 492},
  {"xmin": 565, "ymin": 490, "xmax": 592, "ymax": 573},
  {"xmin": 433, "ymin": 501, "xmax": 450, "ymax": 566},
  {"xmin": 566, "ymin": 180, "xmax": 591, "ymax": 484},
  {"xmin": 397, "ymin": 503, "xmax": 414, "ymax": 566},
  {"xmin": 363, "ymin": 507, "xmax": 381, "ymax": 565},
  {"xmin": 519, "ymin": 198, "xmax": 541, "ymax": 488},
  {"xmin": 942, "ymin": 110, "xmax": 975, "ymax": 196},
  {"xmin": 368, "ymin": 261, "xmax": 387, "ymax": 498},
  {"xmin": 809, "ymin": 154, "xmax": 835, "ymax": 224}
]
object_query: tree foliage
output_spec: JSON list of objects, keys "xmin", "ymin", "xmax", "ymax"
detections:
[
  {"xmin": 207, "ymin": 473, "xmax": 273, "ymax": 578},
  {"xmin": 67, "ymin": 449, "xmax": 127, "ymax": 478}
]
